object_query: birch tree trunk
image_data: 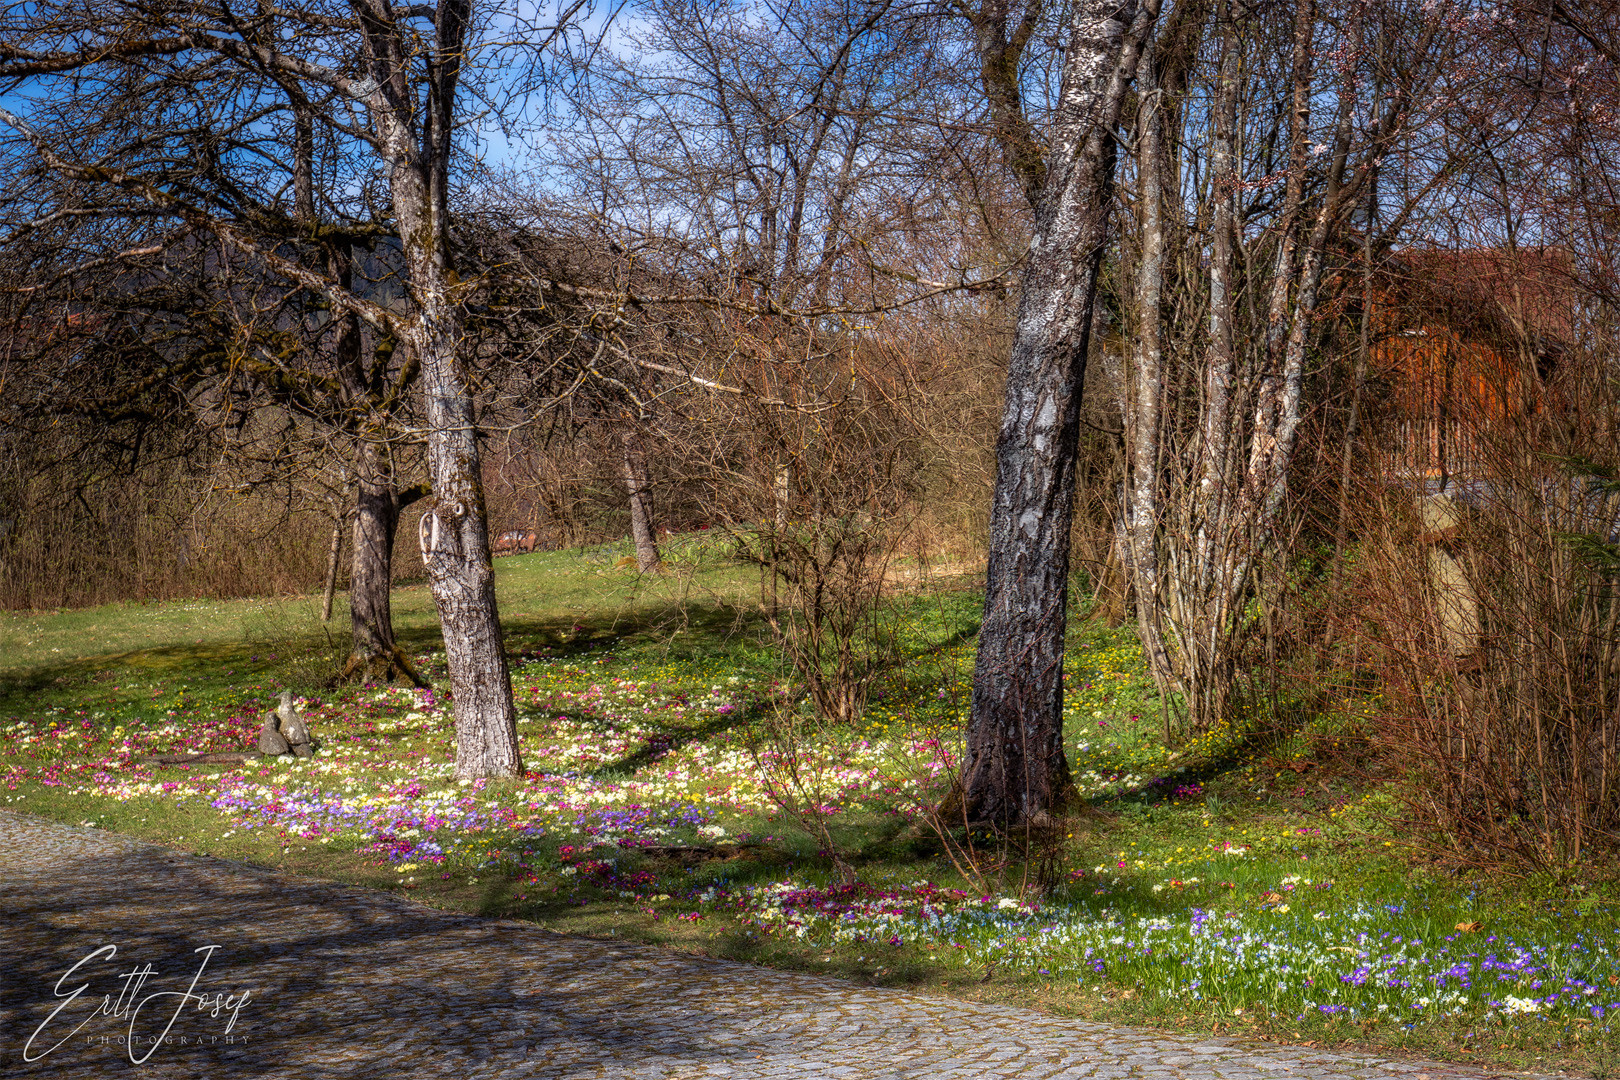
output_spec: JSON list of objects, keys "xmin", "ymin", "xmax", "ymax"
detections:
[
  {"xmin": 1187, "ymin": 0, "xmax": 1242, "ymax": 732},
  {"xmin": 1124, "ymin": 34, "xmax": 1176, "ymax": 719},
  {"xmin": 961, "ymin": 0, "xmax": 1162, "ymax": 827},
  {"xmin": 1140, "ymin": 0, "xmax": 1415, "ymax": 737}
]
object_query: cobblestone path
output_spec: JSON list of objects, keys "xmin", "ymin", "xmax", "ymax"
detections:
[{"xmin": 0, "ymin": 812, "xmax": 1560, "ymax": 1079}]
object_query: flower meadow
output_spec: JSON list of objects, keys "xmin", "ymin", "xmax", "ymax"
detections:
[
  {"xmin": 3, "ymin": 578, "xmax": 1619, "ymax": 1068},
  {"xmin": 1, "ymin": 628, "xmax": 1172, "ymax": 878},
  {"xmin": 721, "ymin": 876, "xmax": 1620, "ymax": 1035}
]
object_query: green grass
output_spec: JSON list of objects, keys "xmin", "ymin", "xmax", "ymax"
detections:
[{"xmin": 2, "ymin": 542, "xmax": 1617, "ymax": 1076}]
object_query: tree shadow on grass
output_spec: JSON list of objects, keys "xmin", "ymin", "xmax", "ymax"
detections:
[
  {"xmin": 498, "ymin": 598, "xmax": 774, "ymax": 664},
  {"xmin": 1089, "ymin": 693, "xmax": 1334, "ymax": 813},
  {"xmin": 584, "ymin": 707, "xmax": 758, "ymax": 782},
  {"xmin": 0, "ymin": 643, "xmax": 287, "ymax": 723}
]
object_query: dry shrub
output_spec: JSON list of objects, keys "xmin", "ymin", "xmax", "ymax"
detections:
[
  {"xmin": 0, "ymin": 431, "xmax": 333, "ymax": 610},
  {"xmin": 744, "ymin": 704, "xmax": 863, "ymax": 882},
  {"xmin": 671, "ymin": 327, "xmax": 935, "ymax": 724},
  {"xmin": 736, "ymin": 408, "xmax": 917, "ymax": 725},
  {"xmin": 1344, "ymin": 348, "xmax": 1620, "ymax": 869}
]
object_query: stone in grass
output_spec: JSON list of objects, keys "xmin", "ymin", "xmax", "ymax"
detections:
[
  {"xmin": 256, "ymin": 714, "xmax": 291, "ymax": 757},
  {"xmin": 275, "ymin": 691, "xmax": 317, "ymax": 757}
]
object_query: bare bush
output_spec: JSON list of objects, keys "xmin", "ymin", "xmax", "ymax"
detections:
[
  {"xmin": 1346, "ymin": 328, "xmax": 1620, "ymax": 868},
  {"xmin": 700, "ymin": 335, "xmax": 929, "ymax": 725},
  {"xmin": 0, "ymin": 422, "xmax": 334, "ymax": 609},
  {"xmin": 745, "ymin": 704, "xmax": 863, "ymax": 883}
]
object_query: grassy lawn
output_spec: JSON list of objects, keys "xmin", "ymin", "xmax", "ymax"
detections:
[{"xmin": 2, "ymin": 538, "xmax": 1617, "ymax": 1076}]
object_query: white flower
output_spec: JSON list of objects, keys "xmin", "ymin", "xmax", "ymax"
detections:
[
  {"xmin": 1503, "ymin": 995, "xmax": 1541, "ymax": 1014},
  {"xmin": 997, "ymin": 898, "xmax": 1020, "ymax": 910}
]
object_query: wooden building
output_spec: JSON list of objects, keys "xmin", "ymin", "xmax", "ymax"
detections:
[{"xmin": 1367, "ymin": 247, "xmax": 1575, "ymax": 484}]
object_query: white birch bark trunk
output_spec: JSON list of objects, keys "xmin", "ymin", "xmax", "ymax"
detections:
[
  {"xmin": 1124, "ymin": 43, "xmax": 1176, "ymax": 708},
  {"xmin": 1185, "ymin": 1, "xmax": 1242, "ymax": 731},
  {"xmin": 961, "ymin": 0, "xmax": 1163, "ymax": 826}
]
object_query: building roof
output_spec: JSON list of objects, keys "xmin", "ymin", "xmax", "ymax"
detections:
[{"xmin": 1375, "ymin": 246, "xmax": 1577, "ymax": 357}]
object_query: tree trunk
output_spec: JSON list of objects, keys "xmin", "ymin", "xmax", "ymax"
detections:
[
  {"xmin": 350, "ymin": 466, "xmax": 397, "ymax": 661},
  {"xmin": 960, "ymin": 0, "xmax": 1162, "ymax": 827},
  {"xmin": 321, "ymin": 504, "xmax": 344, "ymax": 622},
  {"xmin": 1187, "ymin": 0, "xmax": 1242, "ymax": 733},
  {"xmin": 774, "ymin": 462, "xmax": 792, "ymax": 530},
  {"xmin": 413, "ymin": 311, "xmax": 523, "ymax": 779},
  {"xmin": 623, "ymin": 436, "xmax": 662, "ymax": 572},
  {"xmin": 343, "ymin": 447, "xmax": 429, "ymax": 686},
  {"xmin": 1124, "ymin": 37, "xmax": 1178, "ymax": 719},
  {"xmin": 361, "ymin": 0, "xmax": 522, "ymax": 780}
]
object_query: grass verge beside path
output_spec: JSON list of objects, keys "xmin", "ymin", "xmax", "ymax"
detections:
[{"xmin": 1, "ymin": 542, "xmax": 1616, "ymax": 1078}]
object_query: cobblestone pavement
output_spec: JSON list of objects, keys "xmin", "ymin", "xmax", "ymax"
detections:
[{"xmin": 0, "ymin": 812, "xmax": 1563, "ymax": 1080}]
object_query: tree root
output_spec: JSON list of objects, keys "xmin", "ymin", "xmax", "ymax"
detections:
[{"xmin": 334, "ymin": 644, "xmax": 428, "ymax": 688}]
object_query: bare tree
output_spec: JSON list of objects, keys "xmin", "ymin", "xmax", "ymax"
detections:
[
  {"xmin": 0, "ymin": 0, "xmax": 590, "ymax": 777},
  {"xmin": 1115, "ymin": 0, "xmax": 1467, "ymax": 734}
]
